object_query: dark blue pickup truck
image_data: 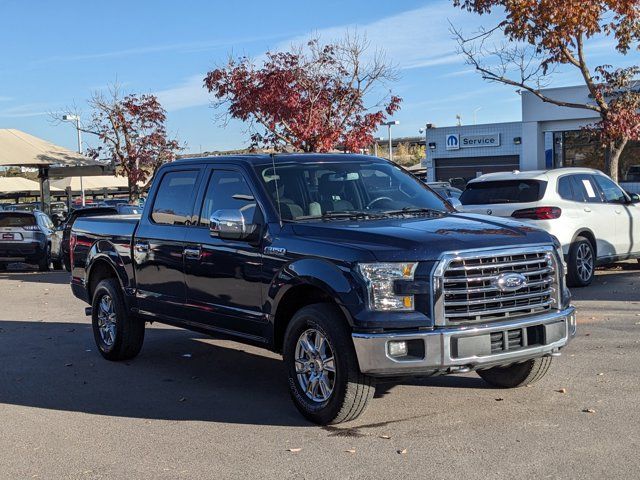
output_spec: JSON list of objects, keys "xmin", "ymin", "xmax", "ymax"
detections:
[{"xmin": 70, "ymin": 154, "xmax": 576, "ymax": 424}]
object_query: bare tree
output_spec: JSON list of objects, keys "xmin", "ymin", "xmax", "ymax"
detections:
[
  {"xmin": 451, "ymin": 0, "xmax": 640, "ymax": 181},
  {"xmin": 54, "ymin": 85, "xmax": 182, "ymax": 200}
]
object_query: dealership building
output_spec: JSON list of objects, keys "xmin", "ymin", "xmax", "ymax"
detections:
[{"xmin": 423, "ymin": 85, "xmax": 640, "ymax": 188}]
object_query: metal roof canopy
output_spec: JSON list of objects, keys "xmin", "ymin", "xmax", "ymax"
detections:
[
  {"xmin": 0, "ymin": 129, "xmax": 112, "ymax": 214},
  {"xmin": 0, "ymin": 177, "xmax": 63, "ymax": 197}
]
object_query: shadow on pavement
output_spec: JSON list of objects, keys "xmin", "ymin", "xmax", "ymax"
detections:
[
  {"xmin": 0, "ymin": 270, "xmax": 70, "ymax": 285},
  {"xmin": 0, "ymin": 320, "xmax": 308, "ymax": 427},
  {"xmin": 0, "ymin": 320, "xmax": 493, "ymax": 427}
]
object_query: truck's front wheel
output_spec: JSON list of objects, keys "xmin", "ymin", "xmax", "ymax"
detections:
[
  {"xmin": 91, "ymin": 278, "xmax": 145, "ymax": 361},
  {"xmin": 477, "ymin": 357, "xmax": 553, "ymax": 388},
  {"xmin": 283, "ymin": 303, "xmax": 374, "ymax": 425}
]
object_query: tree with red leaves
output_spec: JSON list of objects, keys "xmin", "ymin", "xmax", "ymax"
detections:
[
  {"xmin": 204, "ymin": 36, "xmax": 401, "ymax": 153},
  {"xmin": 58, "ymin": 85, "xmax": 181, "ymax": 200},
  {"xmin": 452, "ymin": 0, "xmax": 640, "ymax": 181}
]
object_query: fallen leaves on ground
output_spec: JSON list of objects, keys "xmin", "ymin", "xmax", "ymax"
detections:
[
  {"xmin": 287, "ymin": 448, "xmax": 302, "ymax": 453},
  {"xmin": 582, "ymin": 408, "xmax": 596, "ymax": 414}
]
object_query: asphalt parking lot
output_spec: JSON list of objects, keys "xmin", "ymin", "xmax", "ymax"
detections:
[{"xmin": 1, "ymin": 264, "xmax": 639, "ymax": 480}]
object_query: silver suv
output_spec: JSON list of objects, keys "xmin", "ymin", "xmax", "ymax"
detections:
[{"xmin": 0, "ymin": 210, "xmax": 62, "ymax": 271}]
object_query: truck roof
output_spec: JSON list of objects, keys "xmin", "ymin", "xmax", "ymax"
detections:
[{"xmin": 172, "ymin": 153, "xmax": 387, "ymax": 167}]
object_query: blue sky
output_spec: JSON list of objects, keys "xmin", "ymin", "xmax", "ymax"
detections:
[{"xmin": 0, "ymin": 0, "xmax": 637, "ymax": 154}]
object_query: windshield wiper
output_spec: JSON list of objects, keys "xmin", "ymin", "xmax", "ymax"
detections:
[
  {"xmin": 381, "ymin": 207, "xmax": 446, "ymax": 217},
  {"xmin": 295, "ymin": 211, "xmax": 380, "ymax": 221}
]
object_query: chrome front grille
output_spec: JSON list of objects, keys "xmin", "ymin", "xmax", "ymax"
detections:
[{"xmin": 433, "ymin": 246, "xmax": 560, "ymax": 325}]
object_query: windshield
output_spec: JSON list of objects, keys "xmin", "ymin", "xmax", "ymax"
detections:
[
  {"xmin": 460, "ymin": 180, "xmax": 546, "ymax": 205},
  {"xmin": 255, "ymin": 161, "xmax": 450, "ymax": 221}
]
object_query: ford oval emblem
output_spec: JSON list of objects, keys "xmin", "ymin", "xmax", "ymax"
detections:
[
  {"xmin": 493, "ymin": 272, "xmax": 527, "ymax": 292},
  {"xmin": 486, "ymin": 209, "xmax": 493, "ymax": 215}
]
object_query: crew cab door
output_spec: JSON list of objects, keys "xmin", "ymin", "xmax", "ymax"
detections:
[
  {"xmin": 133, "ymin": 167, "xmax": 203, "ymax": 320},
  {"xmin": 182, "ymin": 166, "xmax": 266, "ymax": 340}
]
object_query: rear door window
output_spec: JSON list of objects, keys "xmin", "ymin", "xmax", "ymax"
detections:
[
  {"xmin": 460, "ymin": 180, "xmax": 546, "ymax": 205},
  {"xmin": 151, "ymin": 170, "xmax": 200, "ymax": 225},
  {"xmin": 571, "ymin": 175, "xmax": 603, "ymax": 203}
]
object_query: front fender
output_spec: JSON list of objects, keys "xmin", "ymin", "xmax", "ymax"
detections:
[{"xmin": 268, "ymin": 258, "xmax": 364, "ymax": 325}]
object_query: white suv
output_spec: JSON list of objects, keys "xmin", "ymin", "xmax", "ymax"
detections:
[{"xmin": 459, "ymin": 168, "xmax": 640, "ymax": 287}]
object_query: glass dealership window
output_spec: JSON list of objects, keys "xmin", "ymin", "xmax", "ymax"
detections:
[{"xmin": 553, "ymin": 130, "xmax": 640, "ymax": 182}]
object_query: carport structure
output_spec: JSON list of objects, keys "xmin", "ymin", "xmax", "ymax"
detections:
[
  {"xmin": 0, "ymin": 177, "xmax": 63, "ymax": 203},
  {"xmin": 0, "ymin": 129, "xmax": 110, "ymax": 214}
]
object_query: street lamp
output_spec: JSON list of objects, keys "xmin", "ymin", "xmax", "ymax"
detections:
[
  {"xmin": 383, "ymin": 120, "xmax": 399, "ymax": 162},
  {"xmin": 62, "ymin": 114, "xmax": 85, "ymax": 207},
  {"xmin": 473, "ymin": 107, "xmax": 482, "ymax": 125},
  {"xmin": 373, "ymin": 136, "xmax": 384, "ymax": 157}
]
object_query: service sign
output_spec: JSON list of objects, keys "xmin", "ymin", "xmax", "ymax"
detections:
[{"xmin": 460, "ymin": 133, "xmax": 500, "ymax": 148}]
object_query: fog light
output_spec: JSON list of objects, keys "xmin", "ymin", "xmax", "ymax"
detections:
[{"xmin": 388, "ymin": 341, "xmax": 408, "ymax": 358}]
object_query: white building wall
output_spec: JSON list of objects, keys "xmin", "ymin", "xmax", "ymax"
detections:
[{"xmin": 521, "ymin": 86, "xmax": 600, "ymax": 168}]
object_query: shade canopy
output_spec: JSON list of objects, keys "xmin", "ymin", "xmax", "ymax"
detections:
[
  {"xmin": 0, "ymin": 177, "xmax": 63, "ymax": 194},
  {"xmin": 0, "ymin": 129, "xmax": 96, "ymax": 167},
  {"xmin": 50, "ymin": 175, "xmax": 131, "ymax": 192}
]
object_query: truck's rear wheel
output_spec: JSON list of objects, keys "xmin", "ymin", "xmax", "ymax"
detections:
[
  {"xmin": 283, "ymin": 303, "xmax": 374, "ymax": 425},
  {"xmin": 91, "ymin": 278, "xmax": 145, "ymax": 361},
  {"xmin": 477, "ymin": 357, "xmax": 553, "ymax": 388}
]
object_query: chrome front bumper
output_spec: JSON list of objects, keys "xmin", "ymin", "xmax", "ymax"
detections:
[{"xmin": 352, "ymin": 306, "xmax": 576, "ymax": 376}]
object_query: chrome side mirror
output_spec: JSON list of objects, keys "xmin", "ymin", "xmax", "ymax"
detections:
[
  {"xmin": 448, "ymin": 197, "xmax": 463, "ymax": 212},
  {"xmin": 209, "ymin": 209, "xmax": 247, "ymax": 240}
]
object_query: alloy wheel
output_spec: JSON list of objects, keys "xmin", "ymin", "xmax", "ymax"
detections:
[
  {"xmin": 97, "ymin": 294, "xmax": 117, "ymax": 347},
  {"xmin": 294, "ymin": 328, "xmax": 336, "ymax": 403},
  {"xmin": 576, "ymin": 243, "xmax": 594, "ymax": 283}
]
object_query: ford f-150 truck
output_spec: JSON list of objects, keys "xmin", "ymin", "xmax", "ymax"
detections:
[{"xmin": 70, "ymin": 154, "xmax": 576, "ymax": 424}]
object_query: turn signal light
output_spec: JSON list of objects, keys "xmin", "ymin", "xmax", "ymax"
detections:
[{"xmin": 511, "ymin": 207, "xmax": 561, "ymax": 220}]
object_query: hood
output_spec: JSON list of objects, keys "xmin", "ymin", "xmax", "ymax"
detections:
[{"xmin": 290, "ymin": 213, "xmax": 552, "ymax": 262}]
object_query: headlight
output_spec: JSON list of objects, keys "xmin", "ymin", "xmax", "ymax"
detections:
[{"xmin": 357, "ymin": 262, "xmax": 417, "ymax": 311}]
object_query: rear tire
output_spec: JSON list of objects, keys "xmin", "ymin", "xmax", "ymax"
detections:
[
  {"xmin": 38, "ymin": 245, "xmax": 51, "ymax": 272},
  {"xmin": 52, "ymin": 256, "xmax": 63, "ymax": 270},
  {"xmin": 477, "ymin": 357, "xmax": 553, "ymax": 388},
  {"xmin": 91, "ymin": 278, "xmax": 145, "ymax": 361},
  {"xmin": 567, "ymin": 237, "xmax": 594, "ymax": 287},
  {"xmin": 283, "ymin": 303, "xmax": 374, "ymax": 425}
]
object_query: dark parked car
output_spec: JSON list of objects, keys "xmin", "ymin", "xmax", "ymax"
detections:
[
  {"xmin": 58, "ymin": 206, "xmax": 118, "ymax": 271},
  {"xmin": 0, "ymin": 210, "xmax": 62, "ymax": 271},
  {"xmin": 70, "ymin": 154, "xmax": 576, "ymax": 424},
  {"xmin": 426, "ymin": 181, "xmax": 463, "ymax": 200}
]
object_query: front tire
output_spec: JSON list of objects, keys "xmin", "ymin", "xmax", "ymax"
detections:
[
  {"xmin": 283, "ymin": 303, "xmax": 374, "ymax": 425},
  {"xmin": 567, "ymin": 237, "xmax": 595, "ymax": 287},
  {"xmin": 477, "ymin": 357, "xmax": 553, "ymax": 388},
  {"xmin": 91, "ymin": 278, "xmax": 145, "ymax": 361}
]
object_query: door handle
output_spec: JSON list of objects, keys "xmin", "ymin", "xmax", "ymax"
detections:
[
  {"xmin": 583, "ymin": 207, "xmax": 592, "ymax": 213},
  {"xmin": 183, "ymin": 247, "xmax": 202, "ymax": 260},
  {"xmin": 134, "ymin": 241, "xmax": 150, "ymax": 253}
]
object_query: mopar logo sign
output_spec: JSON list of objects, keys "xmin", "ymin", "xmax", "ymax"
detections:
[{"xmin": 445, "ymin": 134, "xmax": 460, "ymax": 150}]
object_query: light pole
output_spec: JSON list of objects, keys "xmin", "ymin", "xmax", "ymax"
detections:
[
  {"xmin": 62, "ymin": 114, "xmax": 85, "ymax": 207},
  {"xmin": 456, "ymin": 114, "xmax": 462, "ymax": 127},
  {"xmin": 383, "ymin": 120, "xmax": 399, "ymax": 162},
  {"xmin": 373, "ymin": 136, "xmax": 384, "ymax": 157},
  {"xmin": 473, "ymin": 107, "xmax": 482, "ymax": 125}
]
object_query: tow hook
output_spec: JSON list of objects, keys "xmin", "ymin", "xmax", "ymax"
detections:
[{"xmin": 84, "ymin": 307, "xmax": 93, "ymax": 316}]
